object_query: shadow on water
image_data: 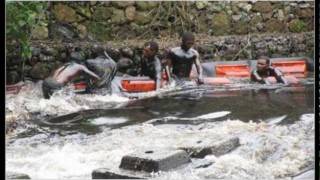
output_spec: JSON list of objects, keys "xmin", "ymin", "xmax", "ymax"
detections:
[{"xmin": 20, "ymin": 84, "xmax": 313, "ymax": 138}]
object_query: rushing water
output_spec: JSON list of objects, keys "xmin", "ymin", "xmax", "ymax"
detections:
[{"xmin": 5, "ymin": 80, "xmax": 314, "ymax": 179}]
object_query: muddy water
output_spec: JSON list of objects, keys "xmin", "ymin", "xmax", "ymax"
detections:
[{"xmin": 5, "ymin": 81, "xmax": 314, "ymax": 179}]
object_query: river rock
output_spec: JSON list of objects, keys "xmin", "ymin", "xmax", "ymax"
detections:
[
  {"xmin": 119, "ymin": 149, "xmax": 190, "ymax": 172},
  {"xmin": 31, "ymin": 25, "xmax": 48, "ymax": 40},
  {"xmin": 76, "ymin": 24, "xmax": 88, "ymax": 39},
  {"xmin": 92, "ymin": 168, "xmax": 148, "ymax": 179},
  {"xmin": 120, "ymin": 47, "xmax": 134, "ymax": 58},
  {"xmin": 6, "ymin": 71, "xmax": 20, "ymax": 84},
  {"xmin": 125, "ymin": 6, "xmax": 136, "ymax": 21},
  {"xmin": 180, "ymin": 137, "xmax": 240, "ymax": 158},
  {"xmin": 252, "ymin": 2, "xmax": 272, "ymax": 13},
  {"xmin": 295, "ymin": 8, "xmax": 313, "ymax": 18},
  {"xmin": 52, "ymin": 4, "xmax": 78, "ymax": 23},
  {"xmin": 6, "ymin": 172, "xmax": 30, "ymax": 179}
]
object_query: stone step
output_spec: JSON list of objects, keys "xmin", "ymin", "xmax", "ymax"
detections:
[
  {"xmin": 119, "ymin": 149, "xmax": 190, "ymax": 172},
  {"xmin": 180, "ymin": 137, "xmax": 240, "ymax": 158}
]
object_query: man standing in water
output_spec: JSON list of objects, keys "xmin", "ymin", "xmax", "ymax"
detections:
[
  {"xmin": 42, "ymin": 51, "xmax": 101, "ymax": 99},
  {"xmin": 251, "ymin": 56, "xmax": 288, "ymax": 85},
  {"xmin": 165, "ymin": 32, "xmax": 204, "ymax": 85},
  {"xmin": 138, "ymin": 41, "xmax": 162, "ymax": 91}
]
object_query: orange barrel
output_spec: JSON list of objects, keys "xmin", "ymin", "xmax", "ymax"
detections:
[
  {"xmin": 6, "ymin": 84, "xmax": 23, "ymax": 94},
  {"xmin": 204, "ymin": 77, "xmax": 232, "ymax": 85},
  {"xmin": 215, "ymin": 64, "xmax": 250, "ymax": 78},
  {"xmin": 271, "ymin": 60, "xmax": 307, "ymax": 78},
  {"xmin": 121, "ymin": 79, "xmax": 156, "ymax": 92}
]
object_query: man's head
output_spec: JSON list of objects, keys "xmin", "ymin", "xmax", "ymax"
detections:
[
  {"xmin": 143, "ymin": 41, "xmax": 159, "ymax": 58},
  {"xmin": 257, "ymin": 56, "xmax": 270, "ymax": 71},
  {"xmin": 181, "ymin": 32, "xmax": 195, "ymax": 51}
]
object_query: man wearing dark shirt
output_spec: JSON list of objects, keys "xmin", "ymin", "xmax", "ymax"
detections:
[
  {"xmin": 251, "ymin": 56, "xmax": 287, "ymax": 85},
  {"xmin": 139, "ymin": 41, "xmax": 162, "ymax": 90},
  {"xmin": 166, "ymin": 32, "xmax": 204, "ymax": 85}
]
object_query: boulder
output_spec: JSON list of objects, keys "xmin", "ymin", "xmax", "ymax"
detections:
[
  {"xmin": 119, "ymin": 149, "xmax": 190, "ymax": 172},
  {"xmin": 136, "ymin": 1, "xmax": 158, "ymax": 11},
  {"xmin": 252, "ymin": 2, "xmax": 273, "ymax": 13},
  {"xmin": 111, "ymin": 1, "xmax": 135, "ymax": 8},
  {"xmin": 92, "ymin": 6, "xmax": 113, "ymax": 21},
  {"xmin": 110, "ymin": 9, "xmax": 126, "ymax": 24},
  {"xmin": 52, "ymin": 4, "xmax": 78, "ymax": 23},
  {"xmin": 125, "ymin": 6, "xmax": 136, "ymax": 21},
  {"xmin": 134, "ymin": 11, "xmax": 153, "ymax": 25},
  {"xmin": 265, "ymin": 19, "xmax": 286, "ymax": 32},
  {"xmin": 50, "ymin": 23, "xmax": 77, "ymax": 40}
]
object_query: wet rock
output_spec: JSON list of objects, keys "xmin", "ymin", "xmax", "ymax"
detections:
[
  {"xmin": 106, "ymin": 48, "xmax": 121, "ymax": 61},
  {"xmin": 6, "ymin": 71, "xmax": 20, "ymax": 84},
  {"xmin": 295, "ymin": 8, "xmax": 314, "ymax": 18},
  {"xmin": 42, "ymin": 47, "xmax": 58, "ymax": 57},
  {"xmin": 180, "ymin": 137, "xmax": 240, "ymax": 158},
  {"xmin": 29, "ymin": 62, "xmax": 50, "ymax": 79},
  {"xmin": 232, "ymin": 15, "xmax": 242, "ymax": 21},
  {"xmin": 52, "ymin": 4, "xmax": 78, "ymax": 23},
  {"xmin": 117, "ymin": 58, "xmax": 133, "ymax": 72},
  {"xmin": 288, "ymin": 19, "xmax": 307, "ymax": 33},
  {"xmin": 120, "ymin": 149, "xmax": 190, "ymax": 172},
  {"xmin": 111, "ymin": 9, "xmax": 126, "ymax": 24},
  {"xmin": 6, "ymin": 172, "xmax": 30, "ymax": 179},
  {"xmin": 92, "ymin": 168, "xmax": 147, "ymax": 179},
  {"xmin": 191, "ymin": 158, "xmax": 213, "ymax": 169},
  {"xmin": 39, "ymin": 54, "xmax": 55, "ymax": 62},
  {"xmin": 70, "ymin": 51, "xmax": 85, "ymax": 62},
  {"xmin": 211, "ymin": 12, "xmax": 231, "ymax": 36},
  {"xmin": 136, "ymin": 1, "xmax": 158, "ymax": 11},
  {"xmin": 125, "ymin": 6, "xmax": 136, "ymax": 21},
  {"xmin": 135, "ymin": 11, "xmax": 153, "ymax": 25},
  {"xmin": 31, "ymin": 25, "xmax": 48, "ymax": 40},
  {"xmin": 252, "ymin": 2, "xmax": 272, "ymax": 13},
  {"xmin": 31, "ymin": 47, "xmax": 41, "ymax": 57}
]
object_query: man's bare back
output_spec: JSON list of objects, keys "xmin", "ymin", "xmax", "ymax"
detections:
[{"xmin": 53, "ymin": 63, "xmax": 100, "ymax": 84}]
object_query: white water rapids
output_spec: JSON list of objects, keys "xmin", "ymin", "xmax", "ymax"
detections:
[{"xmin": 5, "ymin": 81, "xmax": 314, "ymax": 179}]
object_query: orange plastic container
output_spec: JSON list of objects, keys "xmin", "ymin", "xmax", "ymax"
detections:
[
  {"xmin": 204, "ymin": 77, "xmax": 232, "ymax": 85},
  {"xmin": 271, "ymin": 60, "xmax": 306, "ymax": 78},
  {"xmin": 121, "ymin": 79, "xmax": 156, "ymax": 92},
  {"xmin": 73, "ymin": 81, "xmax": 87, "ymax": 92},
  {"xmin": 6, "ymin": 84, "xmax": 22, "ymax": 94},
  {"xmin": 215, "ymin": 64, "xmax": 250, "ymax": 78}
]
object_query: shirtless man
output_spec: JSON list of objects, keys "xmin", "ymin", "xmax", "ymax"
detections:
[
  {"xmin": 42, "ymin": 61, "xmax": 100, "ymax": 99},
  {"xmin": 139, "ymin": 41, "xmax": 162, "ymax": 90},
  {"xmin": 251, "ymin": 56, "xmax": 288, "ymax": 85},
  {"xmin": 166, "ymin": 32, "xmax": 203, "ymax": 85}
]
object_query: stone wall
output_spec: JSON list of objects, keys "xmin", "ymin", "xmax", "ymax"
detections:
[
  {"xmin": 6, "ymin": 1, "xmax": 315, "ymax": 84},
  {"xmin": 27, "ymin": 1, "xmax": 314, "ymax": 41},
  {"xmin": 6, "ymin": 32, "xmax": 314, "ymax": 84}
]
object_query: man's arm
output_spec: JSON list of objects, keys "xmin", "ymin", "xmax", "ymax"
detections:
[
  {"xmin": 251, "ymin": 70, "xmax": 269, "ymax": 84},
  {"xmin": 194, "ymin": 52, "xmax": 203, "ymax": 84},
  {"xmin": 154, "ymin": 58, "xmax": 162, "ymax": 90},
  {"xmin": 80, "ymin": 65, "xmax": 101, "ymax": 80},
  {"xmin": 273, "ymin": 68, "xmax": 288, "ymax": 84}
]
